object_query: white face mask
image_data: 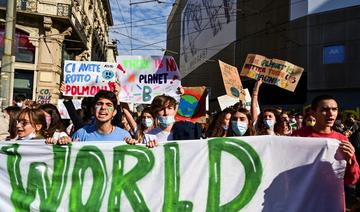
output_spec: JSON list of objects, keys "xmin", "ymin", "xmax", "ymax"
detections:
[
  {"xmin": 222, "ymin": 124, "xmax": 229, "ymax": 131},
  {"xmin": 20, "ymin": 132, "xmax": 36, "ymax": 140},
  {"xmin": 264, "ymin": 119, "xmax": 275, "ymax": 129},
  {"xmin": 142, "ymin": 118, "xmax": 153, "ymax": 128},
  {"xmin": 16, "ymin": 102, "xmax": 23, "ymax": 108}
]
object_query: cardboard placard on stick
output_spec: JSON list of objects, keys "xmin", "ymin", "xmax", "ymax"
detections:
[
  {"xmin": 240, "ymin": 54, "xmax": 304, "ymax": 92},
  {"xmin": 218, "ymin": 60, "xmax": 245, "ymax": 102}
]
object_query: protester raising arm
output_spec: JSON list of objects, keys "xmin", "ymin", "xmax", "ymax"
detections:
[
  {"xmin": 111, "ymin": 82, "xmax": 136, "ymax": 134},
  {"xmin": 251, "ymin": 79, "xmax": 262, "ymax": 123},
  {"xmin": 60, "ymin": 83, "xmax": 86, "ymax": 132},
  {"xmin": 120, "ymin": 103, "xmax": 138, "ymax": 136}
]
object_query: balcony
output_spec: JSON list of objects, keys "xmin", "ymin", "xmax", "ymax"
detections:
[{"xmin": 0, "ymin": 0, "xmax": 70, "ymax": 17}]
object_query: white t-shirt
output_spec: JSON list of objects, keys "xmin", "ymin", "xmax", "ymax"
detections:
[{"xmin": 143, "ymin": 127, "xmax": 173, "ymax": 143}]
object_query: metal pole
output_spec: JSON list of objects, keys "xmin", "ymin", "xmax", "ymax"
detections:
[
  {"xmin": 0, "ymin": 0, "xmax": 17, "ymax": 108},
  {"xmin": 130, "ymin": 0, "xmax": 132, "ymax": 55}
]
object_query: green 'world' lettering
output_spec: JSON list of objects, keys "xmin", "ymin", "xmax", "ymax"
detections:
[
  {"xmin": 108, "ymin": 145, "xmax": 154, "ymax": 211},
  {"xmin": 1, "ymin": 143, "xmax": 71, "ymax": 211},
  {"xmin": 70, "ymin": 145, "xmax": 107, "ymax": 211},
  {"xmin": 207, "ymin": 138, "xmax": 263, "ymax": 211},
  {"xmin": 163, "ymin": 142, "xmax": 193, "ymax": 212}
]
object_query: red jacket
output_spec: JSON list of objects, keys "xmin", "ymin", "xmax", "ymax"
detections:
[{"xmin": 292, "ymin": 127, "xmax": 360, "ymax": 185}]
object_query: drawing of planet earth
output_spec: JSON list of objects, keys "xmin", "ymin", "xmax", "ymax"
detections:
[{"xmin": 177, "ymin": 94, "xmax": 199, "ymax": 117}]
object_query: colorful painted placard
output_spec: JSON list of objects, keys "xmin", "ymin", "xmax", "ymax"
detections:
[
  {"xmin": 117, "ymin": 55, "xmax": 181, "ymax": 104},
  {"xmin": 176, "ymin": 86, "xmax": 207, "ymax": 123},
  {"xmin": 240, "ymin": 54, "xmax": 304, "ymax": 92},
  {"xmin": 63, "ymin": 60, "xmax": 118, "ymax": 96}
]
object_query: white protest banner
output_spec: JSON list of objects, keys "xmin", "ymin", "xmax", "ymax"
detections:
[
  {"xmin": 117, "ymin": 55, "xmax": 181, "ymax": 104},
  {"xmin": 63, "ymin": 60, "xmax": 119, "ymax": 97},
  {"xmin": 0, "ymin": 137, "xmax": 346, "ymax": 211},
  {"xmin": 241, "ymin": 54, "xmax": 304, "ymax": 92}
]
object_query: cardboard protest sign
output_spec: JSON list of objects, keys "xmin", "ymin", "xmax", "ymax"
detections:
[
  {"xmin": 241, "ymin": 54, "xmax": 304, "ymax": 92},
  {"xmin": 63, "ymin": 61, "xmax": 118, "ymax": 96},
  {"xmin": 117, "ymin": 55, "xmax": 181, "ymax": 104},
  {"xmin": 0, "ymin": 137, "xmax": 346, "ymax": 211},
  {"xmin": 176, "ymin": 86, "xmax": 207, "ymax": 123},
  {"xmin": 219, "ymin": 60, "xmax": 245, "ymax": 101},
  {"xmin": 217, "ymin": 94, "xmax": 239, "ymax": 111},
  {"xmin": 37, "ymin": 88, "xmax": 51, "ymax": 104}
]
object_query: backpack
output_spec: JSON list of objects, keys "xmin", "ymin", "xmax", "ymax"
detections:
[{"xmin": 172, "ymin": 121, "xmax": 202, "ymax": 140}]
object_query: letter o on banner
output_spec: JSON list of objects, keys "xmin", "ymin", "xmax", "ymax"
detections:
[{"xmin": 70, "ymin": 146, "xmax": 108, "ymax": 211}]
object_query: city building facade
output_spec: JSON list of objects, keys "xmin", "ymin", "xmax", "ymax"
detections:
[
  {"xmin": 0, "ymin": 0, "xmax": 115, "ymax": 106},
  {"xmin": 167, "ymin": 0, "xmax": 360, "ymax": 112}
]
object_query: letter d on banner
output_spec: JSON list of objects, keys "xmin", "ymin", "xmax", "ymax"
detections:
[{"xmin": 207, "ymin": 138, "xmax": 263, "ymax": 211}]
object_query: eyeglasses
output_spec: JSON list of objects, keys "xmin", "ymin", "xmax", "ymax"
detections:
[{"xmin": 16, "ymin": 120, "xmax": 31, "ymax": 126}]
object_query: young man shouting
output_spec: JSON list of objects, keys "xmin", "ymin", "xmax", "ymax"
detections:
[
  {"xmin": 292, "ymin": 95, "xmax": 360, "ymax": 185},
  {"xmin": 72, "ymin": 90, "xmax": 130, "ymax": 142}
]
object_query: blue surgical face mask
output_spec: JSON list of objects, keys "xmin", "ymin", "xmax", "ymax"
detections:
[
  {"xmin": 232, "ymin": 121, "xmax": 248, "ymax": 136},
  {"xmin": 158, "ymin": 115, "xmax": 175, "ymax": 128},
  {"xmin": 142, "ymin": 118, "xmax": 153, "ymax": 128},
  {"xmin": 222, "ymin": 124, "xmax": 229, "ymax": 131},
  {"xmin": 264, "ymin": 119, "xmax": 275, "ymax": 129}
]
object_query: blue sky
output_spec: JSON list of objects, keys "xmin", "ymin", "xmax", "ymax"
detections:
[{"xmin": 109, "ymin": 0, "xmax": 176, "ymax": 56}]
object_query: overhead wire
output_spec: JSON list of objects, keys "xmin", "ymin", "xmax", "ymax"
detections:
[
  {"xmin": 129, "ymin": 0, "xmax": 357, "ymax": 53},
  {"xmin": 114, "ymin": 0, "xmax": 131, "ymax": 37},
  {"xmin": 128, "ymin": 10, "xmax": 360, "ymax": 57},
  {"xmin": 112, "ymin": 0, "xmax": 308, "ymax": 52},
  {"xmin": 111, "ymin": 0, "xmax": 303, "ymax": 28}
]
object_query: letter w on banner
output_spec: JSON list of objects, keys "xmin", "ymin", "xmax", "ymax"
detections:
[{"xmin": 0, "ymin": 137, "xmax": 346, "ymax": 211}]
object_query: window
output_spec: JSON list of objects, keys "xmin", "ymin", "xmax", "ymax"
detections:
[
  {"xmin": 323, "ymin": 45, "xmax": 345, "ymax": 64},
  {"xmin": 0, "ymin": 27, "xmax": 35, "ymax": 63},
  {"xmin": 13, "ymin": 69, "xmax": 34, "ymax": 99}
]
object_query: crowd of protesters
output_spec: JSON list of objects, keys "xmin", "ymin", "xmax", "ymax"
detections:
[{"xmin": 1, "ymin": 80, "xmax": 360, "ymax": 210}]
